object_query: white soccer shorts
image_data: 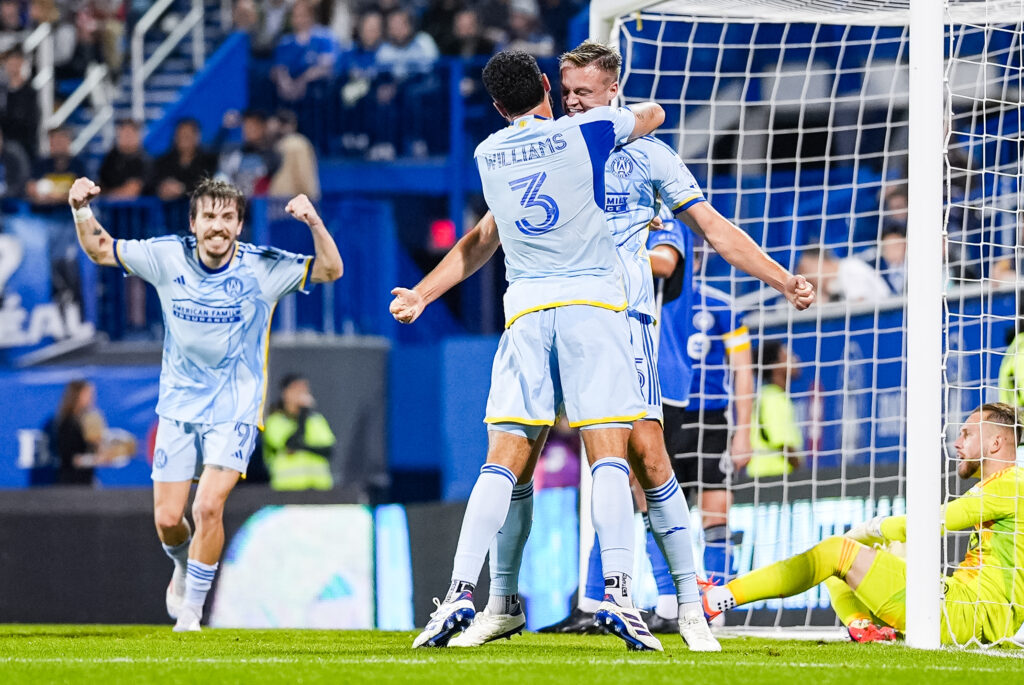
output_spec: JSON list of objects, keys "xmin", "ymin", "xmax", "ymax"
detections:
[
  {"xmin": 151, "ymin": 417, "xmax": 258, "ymax": 482},
  {"xmin": 627, "ymin": 312, "xmax": 663, "ymax": 423},
  {"xmin": 484, "ymin": 304, "xmax": 647, "ymax": 429}
]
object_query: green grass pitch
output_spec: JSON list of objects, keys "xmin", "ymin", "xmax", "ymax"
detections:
[{"xmin": 1, "ymin": 626, "xmax": 1021, "ymax": 684}]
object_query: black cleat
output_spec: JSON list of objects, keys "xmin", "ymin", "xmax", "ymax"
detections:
[{"xmin": 537, "ymin": 607, "xmax": 602, "ymax": 634}]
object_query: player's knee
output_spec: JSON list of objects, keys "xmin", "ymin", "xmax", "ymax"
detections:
[
  {"xmin": 191, "ymin": 497, "xmax": 224, "ymax": 527},
  {"xmin": 153, "ymin": 507, "xmax": 183, "ymax": 532}
]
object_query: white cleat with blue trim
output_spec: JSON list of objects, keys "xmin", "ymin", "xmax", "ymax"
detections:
[
  {"xmin": 412, "ymin": 593, "xmax": 476, "ymax": 648},
  {"xmin": 595, "ymin": 596, "xmax": 663, "ymax": 652},
  {"xmin": 448, "ymin": 605, "xmax": 526, "ymax": 647}
]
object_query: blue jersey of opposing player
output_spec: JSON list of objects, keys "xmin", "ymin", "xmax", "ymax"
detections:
[
  {"xmin": 604, "ymin": 135, "xmax": 704, "ymax": 318},
  {"xmin": 686, "ymin": 283, "xmax": 750, "ymax": 410},
  {"xmin": 113, "ymin": 236, "xmax": 312, "ymax": 426},
  {"xmin": 648, "ymin": 215, "xmax": 695, "ymax": 406},
  {"xmin": 474, "ymin": 106, "xmax": 637, "ymax": 326}
]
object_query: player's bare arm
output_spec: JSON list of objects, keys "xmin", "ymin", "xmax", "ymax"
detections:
[
  {"xmin": 69, "ymin": 177, "xmax": 117, "ymax": 267},
  {"xmin": 728, "ymin": 344, "xmax": 754, "ymax": 468},
  {"xmin": 679, "ymin": 202, "xmax": 815, "ymax": 310},
  {"xmin": 285, "ymin": 194, "xmax": 343, "ymax": 283},
  {"xmin": 648, "ymin": 243, "xmax": 679, "ymax": 279},
  {"xmin": 627, "ymin": 102, "xmax": 665, "ymax": 142},
  {"xmin": 390, "ymin": 211, "xmax": 501, "ymax": 324}
]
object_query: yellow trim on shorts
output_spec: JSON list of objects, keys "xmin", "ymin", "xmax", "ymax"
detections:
[
  {"xmin": 505, "ymin": 299, "xmax": 629, "ymax": 328},
  {"xmin": 483, "ymin": 416, "xmax": 555, "ymax": 426},
  {"xmin": 569, "ymin": 411, "xmax": 648, "ymax": 428}
]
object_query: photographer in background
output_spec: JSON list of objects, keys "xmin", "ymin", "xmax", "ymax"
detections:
[{"xmin": 262, "ymin": 374, "xmax": 336, "ymax": 491}]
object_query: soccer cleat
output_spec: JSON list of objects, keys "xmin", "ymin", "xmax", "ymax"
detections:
[
  {"xmin": 847, "ymin": 619, "xmax": 898, "ymax": 643},
  {"xmin": 411, "ymin": 593, "xmax": 476, "ymax": 648},
  {"xmin": 172, "ymin": 603, "xmax": 202, "ymax": 632},
  {"xmin": 697, "ymin": 576, "xmax": 730, "ymax": 621},
  {"xmin": 678, "ymin": 611, "xmax": 722, "ymax": 652},
  {"xmin": 537, "ymin": 607, "xmax": 602, "ymax": 634},
  {"xmin": 595, "ymin": 596, "xmax": 664, "ymax": 652},
  {"xmin": 448, "ymin": 605, "xmax": 526, "ymax": 647},
  {"xmin": 166, "ymin": 566, "xmax": 185, "ymax": 620}
]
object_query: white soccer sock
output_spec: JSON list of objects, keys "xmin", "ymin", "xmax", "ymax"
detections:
[
  {"xmin": 590, "ymin": 457, "xmax": 635, "ymax": 607},
  {"xmin": 162, "ymin": 538, "xmax": 191, "ymax": 592},
  {"xmin": 578, "ymin": 597, "xmax": 601, "ymax": 613},
  {"xmin": 656, "ymin": 594, "xmax": 679, "ymax": 620},
  {"xmin": 487, "ymin": 480, "xmax": 533, "ymax": 612},
  {"xmin": 184, "ymin": 559, "xmax": 218, "ymax": 610},
  {"xmin": 449, "ymin": 464, "xmax": 516, "ymax": 598},
  {"xmin": 644, "ymin": 476, "xmax": 700, "ymax": 605}
]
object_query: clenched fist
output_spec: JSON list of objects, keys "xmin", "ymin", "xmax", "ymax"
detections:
[
  {"xmin": 390, "ymin": 287, "xmax": 425, "ymax": 324},
  {"xmin": 785, "ymin": 274, "xmax": 815, "ymax": 311},
  {"xmin": 69, "ymin": 177, "xmax": 101, "ymax": 210},
  {"xmin": 286, "ymin": 194, "xmax": 323, "ymax": 228}
]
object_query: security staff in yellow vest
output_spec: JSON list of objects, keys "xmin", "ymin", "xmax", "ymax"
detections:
[
  {"xmin": 263, "ymin": 374, "xmax": 336, "ymax": 491},
  {"xmin": 747, "ymin": 340, "xmax": 804, "ymax": 478}
]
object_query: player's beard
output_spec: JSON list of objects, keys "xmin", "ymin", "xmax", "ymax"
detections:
[{"xmin": 201, "ymin": 232, "xmax": 235, "ymax": 260}]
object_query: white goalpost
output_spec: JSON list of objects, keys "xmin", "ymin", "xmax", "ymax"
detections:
[{"xmin": 585, "ymin": 0, "xmax": 1024, "ymax": 649}]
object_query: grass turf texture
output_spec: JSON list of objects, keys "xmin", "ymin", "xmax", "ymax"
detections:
[{"xmin": 1, "ymin": 626, "xmax": 1021, "ymax": 684}]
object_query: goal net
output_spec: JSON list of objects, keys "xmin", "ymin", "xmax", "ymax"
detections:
[{"xmin": 589, "ymin": 0, "xmax": 1024, "ymax": 646}]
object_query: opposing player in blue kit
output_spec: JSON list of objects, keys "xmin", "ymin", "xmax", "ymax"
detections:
[
  {"xmin": 398, "ymin": 49, "xmax": 668, "ymax": 651},
  {"xmin": 393, "ymin": 41, "xmax": 814, "ymax": 650},
  {"xmin": 69, "ymin": 176, "xmax": 343, "ymax": 631}
]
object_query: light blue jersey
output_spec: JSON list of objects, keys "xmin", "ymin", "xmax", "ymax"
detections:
[
  {"xmin": 604, "ymin": 135, "xmax": 705, "ymax": 318},
  {"xmin": 114, "ymin": 236, "xmax": 312, "ymax": 427},
  {"xmin": 474, "ymin": 106, "xmax": 637, "ymax": 326}
]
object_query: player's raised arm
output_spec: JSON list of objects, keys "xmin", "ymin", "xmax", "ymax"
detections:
[
  {"xmin": 626, "ymin": 101, "xmax": 665, "ymax": 142},
  {"xmin": 390, "ymin": 211, "xmax": 501, "ymax": 324},
  {"xmin": 285, "ymin": 194, "xmax": 343, "ymax": 283},
  {"xmin": 679, "ymin": 202, "xmax": 815, "ymax": 310},
  {"xmin": 69, "ymin": 177, "xmax": 117, "ymax": 267}
]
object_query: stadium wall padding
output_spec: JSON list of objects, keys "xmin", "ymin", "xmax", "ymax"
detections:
[
  {"xmin": 144, "ymin": 31, "xmax": 250, "ymax": 157},
  {"xmin": 0, "ymin": 340, "xmax": 389, "ymax": 494}
]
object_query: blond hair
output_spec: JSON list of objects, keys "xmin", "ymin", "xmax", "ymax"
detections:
[{"xmin": 559, "ymin": 40, "xmax": 622, "ymax": 78}]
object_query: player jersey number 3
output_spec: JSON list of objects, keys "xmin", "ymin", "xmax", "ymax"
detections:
[{"xmin": 510, "ymin": 171, "xmax": 559, "ymax": 235}]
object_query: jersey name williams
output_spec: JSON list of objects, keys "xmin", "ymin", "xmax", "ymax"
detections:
[{"xmin": 481, "ymin": 133, "xmax": 567, "ymax": 170}]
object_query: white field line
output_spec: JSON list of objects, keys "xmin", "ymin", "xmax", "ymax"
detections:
[{"xmin": 0, "ymin": 656, "xmax": 1011, "ymax": 671}]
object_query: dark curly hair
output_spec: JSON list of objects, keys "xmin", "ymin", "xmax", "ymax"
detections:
[
  {"xmin": 189, "ymin": 178, "xmax": 247, "ymax": 223},
  {"xmin": 481, "ymin": 50, "xmax": 545, "ymax": 118}
]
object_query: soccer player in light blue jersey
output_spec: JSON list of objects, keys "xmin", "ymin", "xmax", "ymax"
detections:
[
  {"xmin": 393, "ymin": 41, "xmax": 813, "ymax": 651},
  {"xmin": 399, "ymin": 50, "xmax": 668, "ymax": 652},
  {"xmin": 69, "ymin": 176, "xmax": 343, "ymax": 631}
]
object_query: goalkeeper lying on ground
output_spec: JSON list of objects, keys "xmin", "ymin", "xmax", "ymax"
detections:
[{"xmin": 702, "ymin": 402, "xmax": 1024, "ymax": 644}]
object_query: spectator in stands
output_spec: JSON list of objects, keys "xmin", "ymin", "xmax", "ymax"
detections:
[
  {"xmin": 0, "ymin": 47, "xmax": 39, "ymax": 161},
  {"xmin": 992, "ymin": 216, "xmax": 1024, "ymax": 284},
  {"xmin": 422, "ymin": 0, "xmax": 461, "ymax": 50},
  {"xmin": 0, "ymin": 127, "xmax": 30, "ymax": 198},
  {"xmin": 252, "ymin": 0, "xmax": 295, "ymax": 59},
  {"xmin": 153, "ymin": 118, "xmax": 217, "ymax": 202},
  {"xmin": 268, "ymin": 126, "xmax": 320, "ymax": 199},
  {"xmin": 0, "ymin": 0, "xmax": 25, "ymax": 54},
  {"xmin": 341, "ymin": 9, "xmax": 384, "ymax": 77},
  {"xmin": 216, "ymin": 109, "xmax": 280, "ymax": 197},
  {"xmin": 438, "ymin": 8, "xmax": 496, "ymax": 58},
  {"xmin": 747, "ymin": 341, "xmax": 804, "ymax": 479},
  {"xmin": 263, "ymin": 374, "xmax": 336, "ymax": 491},
  {"xmin": 271, "ymin": 0, "xmax": 339, "ymax": 103},
  {"xmin": 27, "ymin": 126, "xmax": 85, "ymax": 205},
  {"xmin": 52, "ymin": 380, "xmax": 102, "ymax": 486},
  {"xmin": 502, "ymin": 0, "xmax": 555, "ymax": 58},
  {"xmin": 89, "ymin": 1, "xmax": 126, "ymax": 76},
  {"xmin": 796, "ymin": 247, "xmax": 890, "ymax": 303},
  {"xmin": 54, "ymin": 6, "xmax": 103, "ymax": 82},
  {"xmin": 338, "ymin": 10, "xmax": 384, "ymax": 156},
  {"xmin": 876, "ymin": 225, "xmax": 907, "ymax": 295},
  {"xmin": 375, "ymin": 7, "xmax": 439, "ymax": 79},
  {"xmin": 98, "ymin": 119, "xmax": 152, "ymax": 199}
]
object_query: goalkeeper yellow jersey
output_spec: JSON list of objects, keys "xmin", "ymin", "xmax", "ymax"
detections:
[{"xmin": 884, "ymin": 465, "xmax": 1024, "ymax": 642}]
